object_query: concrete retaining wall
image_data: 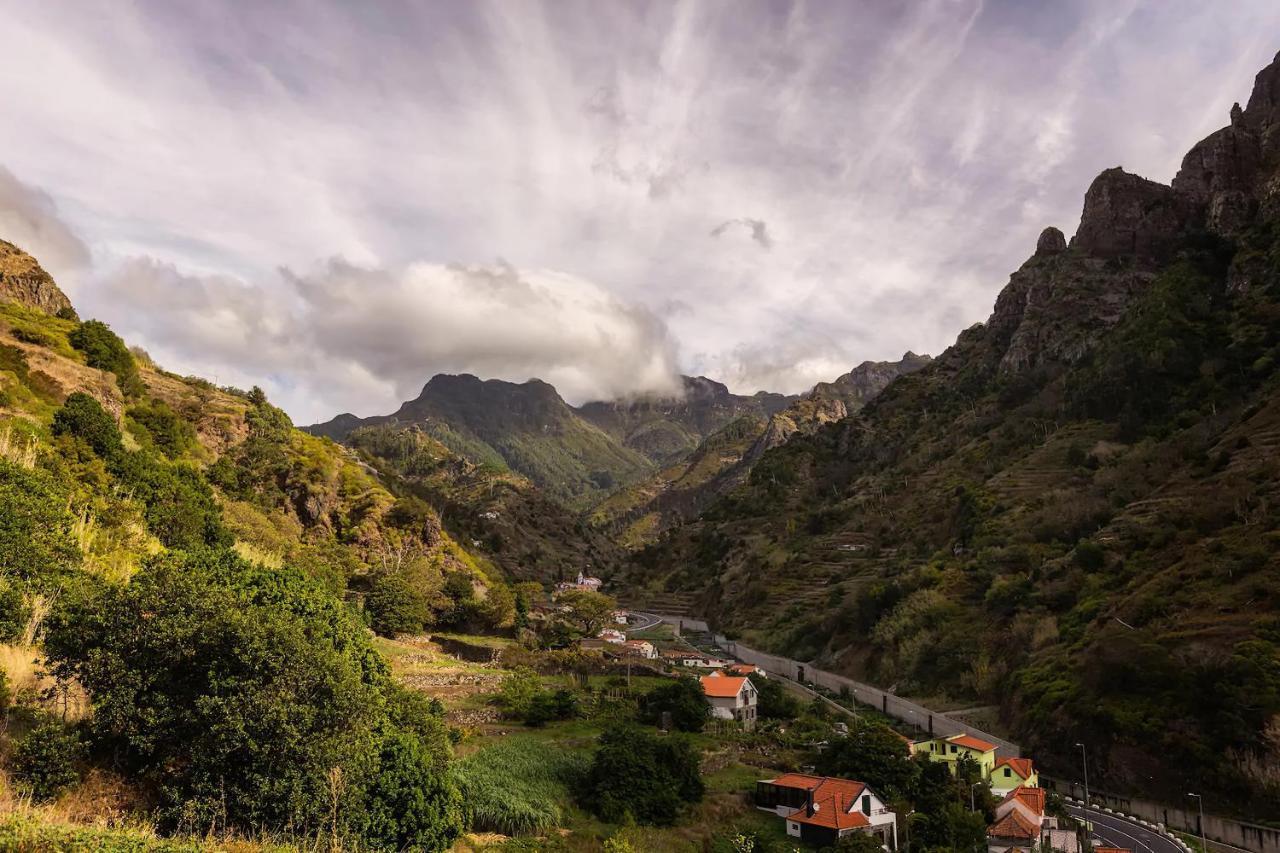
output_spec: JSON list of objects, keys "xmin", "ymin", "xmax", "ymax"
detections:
[
  {"xmin": 1043, "ymin": 777, "xmax": 1280, "ymax": 853},
  {"xmin": 712, "ymin": 635, "xmax": 1022, "ymax": 758}
]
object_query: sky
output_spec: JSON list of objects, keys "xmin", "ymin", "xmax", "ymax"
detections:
[{"xmin": 1, "ymin": 1, "xmax": 1278, "ymax": 424}]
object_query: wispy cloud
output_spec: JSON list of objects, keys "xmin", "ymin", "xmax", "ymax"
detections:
[{"xmin": 0, "ymin": 1, "xmax": 1277, "ymax": 421}]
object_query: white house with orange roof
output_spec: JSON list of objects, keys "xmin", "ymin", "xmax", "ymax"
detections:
[
  {"xmin": 724, "ymin": 662, "xmax": 764, "ymax": 677},
  {"xmin": 699, "ymin": 672, "xmax": 758, "ymax": 729},
  {"xmin": 620, "ymin": 639, "xmax": 657, "ymax": 659},
  {"xmin": 987, "ymin": 785, "xmax": 1077, "ymax": 853},
  {"xmin": 990, "ymin": 756, "xmax": 1038, "ymax": 796},
  {"xmin": 755, "ymin": 773, "xmax": 897, "ymax": 848}
]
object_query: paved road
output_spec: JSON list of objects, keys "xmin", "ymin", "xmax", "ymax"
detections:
[
  {"xmin": 1066, "ymin": 804, "xmax": 1185, "ymax": 853},
  {"xmin": 624, "ymin": 611, "xmax": 662, "ymax": 634}
]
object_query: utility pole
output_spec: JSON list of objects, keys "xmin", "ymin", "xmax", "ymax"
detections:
[
  {"xmin": 1076, "ymin": 742, "xmax": 1091, "ymax": 848},
  {"xmin": 1188, "ymin": 792, "xmax": 1208, "ymax": 853},
  {"xmin": 903, "ymin": 809, "xmax": 915, "ymax": 853},
  {"xmin": 970, "ymin": 781, "xmax": 982, "ymax": 812}
]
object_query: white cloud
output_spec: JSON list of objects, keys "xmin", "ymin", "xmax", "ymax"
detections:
[
  {"xmin": 0, "ymin": 166, "xmax": 90, "ymax": 286},
  {"xmin": 0, "ymin": 0, "xmax": 1278, "ymax": 420}
]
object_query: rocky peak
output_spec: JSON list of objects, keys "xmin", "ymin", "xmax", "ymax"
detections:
[
  {"xmin": 1242, "ymin": 50, "xmax": 1280, "ymax": 146},
  {"xmin": 1070, "ymin": 168, "xmax": 1192, "ymax": 262},
  {"xmin": 0, "ymin": 239, "xmax": 73, "ymax": 315},
  {"xmin": 1035, "ymin": 227, "xmax": 1067, "ymax": 256}
]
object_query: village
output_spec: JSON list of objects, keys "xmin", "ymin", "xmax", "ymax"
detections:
[{"xmin": 380, "ymin": 571, "xmax": 1195, "ymax": 853}]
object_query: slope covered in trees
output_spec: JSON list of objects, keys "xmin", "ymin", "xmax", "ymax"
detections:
[{"xmin": 631, "ymin": 55, "xmax": 1280, "ymax": 816}]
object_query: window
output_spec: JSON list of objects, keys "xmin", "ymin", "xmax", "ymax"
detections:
[
  {"xmin": 1004, "ymin": 768, "xmax": 1011, "ymax": 777},
  {"xmin": 950, "ymin": 744, "xmax": 957, "ymax": 754},
  {"xmin": 861, "ymin": 795, "xmax": 871, "ymax": 815}
]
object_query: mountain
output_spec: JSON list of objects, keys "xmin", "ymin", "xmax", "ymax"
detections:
[
  {"xmin": 590, "ymin": 353, "xmax": 931, "ymax": 547},
  {"xmin": 307, "ymin": 373, "xmax": 655, "ymax": 508},
  {"xmin": 0, "ymin": 239, "xmax": 73, "ymax": 315},
  {"xmin": 576, "ymin": 375, "xmax": 796, "ymax": 465},
  {"xmin": 628, "ymin": 55, "xmax": 1280, "ymax": 814}
]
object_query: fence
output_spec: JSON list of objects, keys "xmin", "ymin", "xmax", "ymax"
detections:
[
  {"xmin": 1041, "ymin": 777, "xmax": 1280, "ymax": 853},
  {"xmin": 710, "ymin": 634, "xmax": 1022, "ymax": 758}
]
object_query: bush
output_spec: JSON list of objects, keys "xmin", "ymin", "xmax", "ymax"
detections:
[
  {"xmin": 750, "ymin": 672, "xmax": 801, "ymax": 720},
  {"xmin": 816, "ymin": 717, "xmax": 917, "ymax": 800},
  {"xmin": 111, "ymin": 453, "xmax": 229, "ymax": 550},
  {"xmin": 0, "ymin": 582, "xmax": 28, "ymax": 642},
  {"xmin": 355, "ymin": 731, "xmax": 464, "ymax": 852},
  {"xmin": 42, "ymin": 548, "xmax": 461, "ymax": 847},
  {"xmin": 127, "ymin": 401, "xmax": 196, "ymax": 459},
  {"xmin": 0, "ymin": 460, "xmax": 81, "ymax": 584},
  {"xmin": 11, "ymin": 328, "xmax": 52, "ymax": 347},
  {"xmin": 640, "ymin": 677, "xmax": 709, "ymax": 732},
  {"xmin": 68, "ymin": 320, "xmax": 143, "ymax": 396},
  {"xmin": 581, "ymin": 724, "xmax": 703, "ymax": 825},
  {"xmin": 12, "ymin": 718, "xmax": 84, "ymax": 801},
  {"xmin": 52, "ymin": 392, "xmax": 122, "ymax": 459},
  {"xmin": 365, "ymin": 570, "xmax": 431, "ymax": 636}
]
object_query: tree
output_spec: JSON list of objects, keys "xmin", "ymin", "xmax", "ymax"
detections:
[
  {"xmin": 481, "ymin": 583, "xmax": 515, "ymax": 630},
  {"xmin": 12, "ymin": 717, "xmax": 83, "ymax": 801},
  {"xmin": 0, "ymin": 460, "xmax": 81, "ymax": 584},
  {"xmin": 355, "ymin": 731, "xmax": 464, "ymax": 852},
  {"xmin": 127, "ymin": 400, "xmax": 196, "ymax": 459},
  {"xmin": 365, "ymin": 570, "xmax": 431, "ymax": 636},
  {"xmin": 68, "ymin": 319, "xmax": 143, "ymax": 396},
  {"xmin": 52, "ymin": 392, "xmax": 122, "ymax": 459},
  {"xmin": 640, "ymin": 677, "xmax": 709, "ymax": 733},
  {"xmin": 749, "ymin": 672, "xmax": 801, "ymax": 720},
  {"xmin": 582, "ymin": 724, "xmax": 703, "ymax": 825},
  {"xmin": 556, "ymin": 589, "xmax": 616, "ymax": 638},
  {"xmin": 42, "ymin": 548, "xmax": 461, "ymax": 846},
  {"xmin": 816, "ymin": 718, "xmax": 917, "ymax": 801}
]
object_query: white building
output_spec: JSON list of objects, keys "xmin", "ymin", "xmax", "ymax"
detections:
[
  {"xmin": 699, "ymin": 672, "xmax": 759, "ymax": 729},
  {"xmin": 755, "ymin": 774, "xmax": 897, "ymax": 848}
]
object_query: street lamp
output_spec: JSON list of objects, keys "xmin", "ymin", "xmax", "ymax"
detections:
[
  {"xmin": 1188, "ymin": 792, "xmax": 1208, "ymax": 853},
  {"xmin": 970, "ymin": 781, "xmax": 983, "ymax": 812},
  {"xmin": 1076, "ymin": 742, "xmax": 1091, "ymax": 846}
]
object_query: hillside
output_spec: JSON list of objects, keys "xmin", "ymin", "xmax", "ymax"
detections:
[
  {"xmin": 576, "ymin": 374, "xmax": 795, "ymax": 465},
  {"xmin": 307, "ymin": 373, "xmax": 654, "ymax": 508},
  {"xmin": 630, "ymin": 56, "xmax": 1280, "ymax": 815},
  {"xmin": 590, "ymin": 353, "xmax": 930, "ymax": 547}
]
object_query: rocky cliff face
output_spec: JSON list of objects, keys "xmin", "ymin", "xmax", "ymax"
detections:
[{"xmin": 0, "ymin": 240, "xmax": 73, "ymax": 314}]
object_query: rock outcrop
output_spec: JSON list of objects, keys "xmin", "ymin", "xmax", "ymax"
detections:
[
  {"xmin": 1070, "ymin": 168, "xmax": 1192, "ymax": 262},
  {"xmin": 0, "ymin": 240, "xmax": 73, "ymax": 315},
  {"xmin": 1035, "ymin": 227, "xmax": 1067, "ymax": 256}
]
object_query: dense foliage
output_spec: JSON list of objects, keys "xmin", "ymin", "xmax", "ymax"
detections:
[
  {"xmin": 456, "ymin": 736, "xmax": 589, "ymax": 836},
  {"xmin": 581, "ymin": 724, "xmax": 704, "ymax": 825},
  {"xmin": 68, "ymin": 319, "xmax": 143, "ymax": 396},
  {"xmin": 639, "ymin": 677, "xmax": 710, "ymax": 733}
]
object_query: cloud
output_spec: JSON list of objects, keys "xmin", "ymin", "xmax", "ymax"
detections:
[
  {"xmin": 711, "ymin": 218, "xmax": 772, "ymax": 248},
  {"xmin": 0, "ymin": 166, "xmax": 90, "ymax": 284},
  {"xmin": 2, "ymin": 1, "xmax": 1280, "ymax": 414},
  {"xmin": 88, "ymin": 255, "xmax": 681, "ymax": 422}
]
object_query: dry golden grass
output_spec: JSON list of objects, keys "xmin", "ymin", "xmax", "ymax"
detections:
[
  {"xmin": 0, "ymin": 424, "xmax": 37, "ymax": 468},
  {"xmin": 0, "ymin": 643, "xmax": 89, "ymax": 721},
  {"xmin": 233, "ymin": 540, "xmax": 284, "ymax": 569}
]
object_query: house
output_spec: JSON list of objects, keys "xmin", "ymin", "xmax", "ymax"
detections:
[
  {"xmin": 756, "ymin": 773, "xmax": 896, "ymax": 848},
  {"xmin": 661, "ymin": 649, "xmax": 731, "ymax": 668},
  {"xmin": 599, "ymin": 629, "xmax": 626, "ymax": 644},
  {"xmin": 700, "ymin": 672, "xmax": 759, "ymax": 729},
  {"xmin": 620, "ymin": 639, "xmax": 657, "ymax": 659},
  {"xmin": 986, "ymin": 786, "xmax": 1077, "ymax": 853},
  {"xmin": 912, "ymin": 733, "xmax": 998, "ymax": 779},
  {"xmin": 990, "ymin": 757, "xmax": 1038, "ymax": 796},
  {"xmin": 725, "ymin": 662, "xmax": 764, "ymax": 677},
  {"xmin": 612, "ymin": 610, "xmax": 629, "ymax": 625}
]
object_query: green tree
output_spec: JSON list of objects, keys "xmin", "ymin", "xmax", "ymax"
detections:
[
  {"xmin": 0, "ymin": 460, "xmax": 81, "ymax": 584},
  {"xmin": 127, "ymin": 400, "xmax": 196, "ymax": 459},
  {"xmin": 816, "ymin": 718, "xmax": 917, "ymax": 800},
  {"xmin": 641, "ymin": 677, "xmax": 710, "ymax": 733},
  {"xmin": 51, "ymin": 392, "xmax": 123, "ymax": 459},
  {"xmin": 12, "ymin": 717, "xmax": 84, "ymax": 802},
  {"xmin": 355, "ymin": 731, "xmax": 464, "ymax": 852},
  {"xmin": 365, "ymin": 570, "xmax": 431, "ymax": 636},
  {"xmin": 582, "ymin": 724, "xmax": 703, "ymax": 825},
  {"xmin": 42, "ymin": 548, "xmax": 459, "ymax": 844},
  {"xmin": 69, "ymin": 319, "xmax": 143, "ymax": 396},
  {"xmin": 749, "ymin": 672, "xmax": 801, "ymax": 720},
  {"xmin": 556, "ymin": 589, "xmax": 617, "ymax": 638},
  {"xmin": 832, "ymin": 832, "xmax": 886, "ymax": 853}
]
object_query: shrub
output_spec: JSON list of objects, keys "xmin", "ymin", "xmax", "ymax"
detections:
[
  {"xmin": 581, "ymin": 724, "xmax": 703, "ymax": 825},
  {"xmin": 12, "ymin": 718, "xmax": 84, "ymax": 801},
  {"xmin": 0, "ymin": 460, "xmax": 81, "ymax": 583},
  {"xmin": 355, "ymin": 731, "xmax": 464, "ymax": 852},
  {"xmin": 640, "ymin": 677, "xmax": 709, "ymax": 732},
  {"xmin": 111, "ymin": 453, "xmax": 229, "ymax": 549},
  {"xmin": 68, "ymin": 320, "xmax": 143, "ymax": 396},
  {"xmin": 0, "ymin": 582, "xmax": 28, "ymax": 642},
  {"xmin": 52, "ymin": 392, "xmax": 122, "ymax": 459},
  {"xmin": 11, "ymin": 328, "xmax": 52, "ymax": 347},
  {"xmin": 127, "ymin": 401, "xmax": 196, "ymax": 459},
  {"xmin": 365, "ymin": 570, "xmax": 431, "ymax": 636},
  {"xmin": 54, "ymin": 306, "xmax": 79, "ymax": 322},
  {"xmin": 750, "ymin": 672, "xmax": 801, "ymax": 720},
  {"xmin": 816, "ymin": 717, "xmax": 917, "ymax": 800}
]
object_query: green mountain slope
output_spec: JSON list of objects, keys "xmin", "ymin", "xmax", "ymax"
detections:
[
  {"xmin": 307, "ymin": 373, "xmax": 654, "ymax": 508},
  {"xmin": 629, "ymin": 58, "xmax": 1280, "ymax": 816},
  {"xmin": 590, "ymin": 353, "xmax": 930, "ymax": 547}
]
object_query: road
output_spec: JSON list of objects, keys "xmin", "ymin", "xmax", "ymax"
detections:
[
  {"xmin": 1066, "ymin": 803, "xmax": 1186, "ymax": 853},
  {"xmin": 623, "ymin": 611, "xmax": 662, "ymax": 634}
]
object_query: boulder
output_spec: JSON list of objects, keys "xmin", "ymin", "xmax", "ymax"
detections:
[{"xmin": 1035, "ymin": 227, "xmax": 1067, "ymax": 256}]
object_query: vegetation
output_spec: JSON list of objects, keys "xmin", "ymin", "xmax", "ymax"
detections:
[
  {"xmin": 455, "ymin": 736, "xmax": 589, "ymax": 836},
  {"xmin": 639, "ymin": 677, "xmax": 710, "ymax": 732},
  {"xmin": 69, "ymin": 319, "xmax": 144, "ymax": 396},
  {"xmin": 581, "ymin": 724, "xmax": 705, "ymax": 825}
]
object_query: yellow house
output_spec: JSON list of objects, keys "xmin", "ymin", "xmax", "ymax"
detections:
[
  {"xmin": 912, "ymin": 734, "xmax": 998, "ymax": 778},
  {"xmin": 990, "ymin": 757, "xmax": 1038, "ymax": 795}
]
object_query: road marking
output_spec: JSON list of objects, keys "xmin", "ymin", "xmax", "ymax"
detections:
[{"xmin": 1069, "ymin": 806, "xmax": 1168, "ymax": 853}]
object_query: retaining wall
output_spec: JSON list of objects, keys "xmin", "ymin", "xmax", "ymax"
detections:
[{"xmin": 712, "ymin": 634, "xmax": 1022, "ymax": 758}]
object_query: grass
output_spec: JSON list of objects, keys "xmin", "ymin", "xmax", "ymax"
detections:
[{"xmin": 455, "ymin": 735, "xmax": 590, "ymax": 836}]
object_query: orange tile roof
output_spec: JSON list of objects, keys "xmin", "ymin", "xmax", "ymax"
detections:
[
  {"xmin": 947, "ymin": 733, "xmax": 998, "ymax": 752},
  {"xmin": 995, "ymin": 757, "xmax": 1035, "ymax": 778},
  {"xmin": 725, "ymin": 663, "xmax": 759, "ymax": 675},
  {"xmin": 1001, "ymin": 785, "xmax": 1046, "ymax": 815},
  {"xmin": 987, "ymin": 809, "xmax": 1040, "ymax": 841},
  {"xmin": 700, "ymin": 675, "xmax": 749, "ymax": 698},
  {"xmin": 787, "ymin": 799, "xmax": 871, "ymax": 831}
]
